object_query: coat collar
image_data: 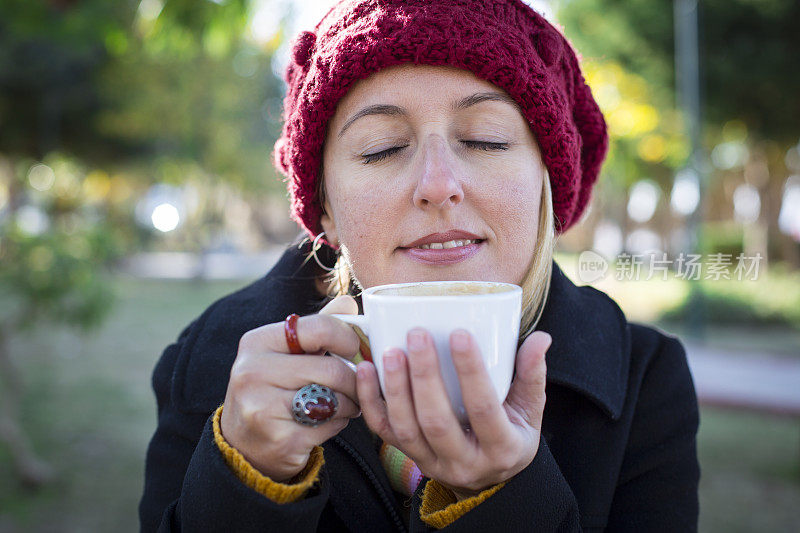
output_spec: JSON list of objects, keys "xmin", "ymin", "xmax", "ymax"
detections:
[{"xmin": 537, "ymin": 262, "xmax": 630, "ymax": 421}]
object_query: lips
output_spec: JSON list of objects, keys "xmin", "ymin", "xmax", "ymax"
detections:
[
  {"xmin": 398, "ymin": 230, "xmax": 485, "ymax": 265},
  {"xmin": 400, "ymin": 230, "xmax": 484, "ymax": 249}
]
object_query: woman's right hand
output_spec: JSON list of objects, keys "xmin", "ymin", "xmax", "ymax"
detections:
[{"xmin": 220, "ymin": 296, "xmax": 362, "ymax": 482}]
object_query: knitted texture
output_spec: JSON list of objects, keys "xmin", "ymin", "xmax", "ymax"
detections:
[
  {"xmin": 420, "ymin": 479, "xmax": 507, "ymax": 528},
  {"xmin": 379, "ymin": 442, "xmax": 424, "ymax": 497},
  {"xmin": 212, "ymin": 405, "xmax": 325, "ymax": 504},
  {"xmin": 273, "ymin": 0, "xmax": 608, "ymax": 236}
]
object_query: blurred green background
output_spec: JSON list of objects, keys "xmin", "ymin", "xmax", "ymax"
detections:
[{"xmin": 1, "ymin": 0, "xmax": 798, "ymax": 531}]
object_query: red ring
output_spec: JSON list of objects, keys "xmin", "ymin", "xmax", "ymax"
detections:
[{"xmin": 284, "ymin": 313, "xmax": 304, "ymax": 354}]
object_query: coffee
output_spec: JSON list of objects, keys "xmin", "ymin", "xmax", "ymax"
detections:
[{"xmin": 374, "ymin": 281, "xmax": 515, "ymax": 297}]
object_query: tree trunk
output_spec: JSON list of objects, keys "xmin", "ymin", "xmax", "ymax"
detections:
[{"xmin": 0, "ymin": 325, "xmax": 54, "ymax": 488}]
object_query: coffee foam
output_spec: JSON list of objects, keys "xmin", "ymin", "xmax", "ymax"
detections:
[{"xmin": 374, "ymin": 282, "xmax": 515, "ymax": 297}]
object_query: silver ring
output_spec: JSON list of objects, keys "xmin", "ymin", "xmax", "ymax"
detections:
[{"xmin": 291, "ymin": 383, "xmax": 338, "ymax": 427}]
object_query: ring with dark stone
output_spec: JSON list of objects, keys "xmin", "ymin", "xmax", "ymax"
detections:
[{"xmin": 291, "ymin": 383, "xmax": 338, "ymax": 427}]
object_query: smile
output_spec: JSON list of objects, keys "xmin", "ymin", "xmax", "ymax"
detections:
[
  {"xmin": 398, "ymin": 231, "xmax": 485, "ymax": 265},
  {"xmin": 415, "ymin": 239, "xmax": 480, "ymax": 250}
]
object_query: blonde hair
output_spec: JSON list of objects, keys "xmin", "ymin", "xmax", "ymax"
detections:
[{"xmin": 321, "ymin": 172, "xmax": 556, "ymax": 341}]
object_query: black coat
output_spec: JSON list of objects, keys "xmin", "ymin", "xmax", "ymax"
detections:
[{"xmin": 139, "ymin": 244, "xmax": 700, "ymax": 532}]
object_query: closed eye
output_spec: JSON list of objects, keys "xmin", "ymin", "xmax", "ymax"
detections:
[
  {"xmin": 361, "ymin": 145, "xmax": 408, "ymax": 164},
  {"xmin": 360, "ymin": 141, "xmax": 509, "ymax": 165},
  {"xmin": 461, "ymin": 140, "xmax": 509, "ymax": 152}
]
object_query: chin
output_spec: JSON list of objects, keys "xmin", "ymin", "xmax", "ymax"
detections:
[{"xmin": 394, "ymin": 265, "xmax": 491, "ymax": 284}]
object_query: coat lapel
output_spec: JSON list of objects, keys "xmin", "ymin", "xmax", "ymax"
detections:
[{"xmin": 537, "ymin": 262, "xmax": 630, "ymax": 420}]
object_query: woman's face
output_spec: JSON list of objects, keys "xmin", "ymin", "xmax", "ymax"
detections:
[{"xmin": 320, "ymin": 64, "xmax": 546, "ymax": 289}]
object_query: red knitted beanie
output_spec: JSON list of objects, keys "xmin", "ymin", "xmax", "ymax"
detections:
[{"xmin": 273, "ymin": 0, "xmax": 608, "ymax": 236}]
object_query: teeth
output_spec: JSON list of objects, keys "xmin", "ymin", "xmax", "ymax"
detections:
[{"xmin": 417, "ymin": 239, "xmax": 477, "ymax": 250}]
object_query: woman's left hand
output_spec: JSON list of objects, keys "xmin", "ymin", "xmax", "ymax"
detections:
[{"xmin": 356, "ymin": 328, "xmax": 552, "ymax": 499}]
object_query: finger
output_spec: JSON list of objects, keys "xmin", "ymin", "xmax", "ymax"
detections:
[
  {"xmin": 239, "ymin": 313, "xmax": 361, "ymax": 360},
  {"xmin": 309, "ymin": 416, "xmax": 352, "ymax": 443},
  {"xmin": 405, "ymin": 329, "xmax": 465, "ymax": 454},
  {"xmin": 224, "ymin": 389, "xmax": 353, "ymax": 450},
  {"xmin": 282, "ymin": 387, "xmax": 362, "ymax": 422},
  {"xmin": 282, "ymin": 412, "xmax": 351, "ymax": 449},
  {"xmin": 319, "ymin": 295, "xmax": 359, "ymax": 316},
  {"xmin": 449, "ymin": 329, "xmax": 512, "ymax": 448},
  {"xmin": 319, "ymin": 295, "xmax": 363, "ymax": 369},
  {"xmin": 381, "ymin": 348, "xmax": 435, "ymax": 461},
  {"xmin": 233, "ymin": 352, "xmax": 358, "ymax": 403},
  {"xmin": 356, "ymin": 361, "xmax": 396, "ymax": 442},
  {"xmin": 504, "ymin": 331, "xmax": 550, "ymax": 430}
]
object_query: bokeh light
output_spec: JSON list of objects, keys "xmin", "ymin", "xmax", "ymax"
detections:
[
  {"xmin": 711, "ymin": 141, "xmax": 749, "ymax": 170},
  {"xmin": 626, "ymin": 228, "xmax": 663, "ymax": 254},
  {"xmin": 83, "ymin": 170, "xmax": 112, "ymax": 203},
  {"xmin": 627, "ymin": 180, "xmax": 661, "ymax": 223},
  {"xmin": 732, "ymin": 184, "xmax": 760, "ymax": 223},
  {"xmin": 593, "ymin": 220, "xmax": 624, "ymax": 258},
  {"xmin": 151, "ymin": 202, "xmax": 181, "ymax": 232},
  {"xmin": 16, "ymin": 205, "xmax": 50, "ymax": 235},
  {"xmin": 135, "ymin": 183, "xmax": 186, "ymax": 232},
  {"xmin": 28, "ymin": 163, "xmax": 56, "ymax": 192},
  {"xmin": 670, "ymin": 168, "xmax": 700, "ymax": 216},
  {"xmin": 138, "ymin": 0, "xmax": 163, "ymax": 21},
  {"xmin": 778, "ymin": 176, "xmax": 800, "ymax": 241}
]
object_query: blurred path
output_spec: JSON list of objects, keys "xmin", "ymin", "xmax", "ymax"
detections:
[
  {"xmin": 685, "ymin": 343, "xmax": 800, "ymax": 416},
  {"xmin": 118, "ymin": 249, "xmax": 285, "ymax": 280}
]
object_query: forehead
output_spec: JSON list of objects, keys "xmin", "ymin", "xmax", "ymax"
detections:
[{"xmin": 331, "ymin": 64, "xmax": 516, "ymax": 123}]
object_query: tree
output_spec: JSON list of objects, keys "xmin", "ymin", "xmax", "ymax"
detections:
[
  {"xmin": 560, "ymin": 0, "xmax": 800, "ymax": 143},
  {"xmin": 558, "ymin": 0, "xmax": 800, "ymax": 264},
  {"xmin": 0, "ymin": 0, "xmax": 289, "ymax": 486}
]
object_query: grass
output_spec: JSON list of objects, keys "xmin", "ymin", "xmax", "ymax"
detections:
[
  {"xmin": 0, "ymin": 276, "xmax": 244, "ymax": 532},
  {"xmin": 0, "ymin": 275, "xmax": 798, "ymax": 532},
  {"xmin": 698, "ymin": 409, "xmax": 800, "ymax": 532},
  {"xmin": 555, "ymin": 252, "xmax": 800, "ymax": 356}
]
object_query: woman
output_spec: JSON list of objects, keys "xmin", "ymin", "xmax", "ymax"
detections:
[{"xmin": 139, "ymin": 1, "xmax": 699, "ymax": 531}]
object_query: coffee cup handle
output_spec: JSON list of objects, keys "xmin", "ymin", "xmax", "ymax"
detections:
[
  {"xmin": 330, "ymin": 314, "xmax": 373, "ymax": 364},
  {"xmin": 330, "ymin": 314, "xmax": 369, "ymax": 335}
]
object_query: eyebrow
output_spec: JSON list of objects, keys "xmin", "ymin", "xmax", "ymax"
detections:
[{"xmin": 337, "ymin": 91, "xmax": 519, "ymax": 139}]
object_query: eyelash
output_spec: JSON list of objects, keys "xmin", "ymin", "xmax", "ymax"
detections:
[{"xmin": 361, "ymin": 141, "xmax": 509, "ymax": 164}]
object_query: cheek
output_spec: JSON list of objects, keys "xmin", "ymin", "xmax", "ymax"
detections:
[
  {"xmin": 508, "ymin": 180, "xmax": 541, "ymax": 233},
  {"xmin": 329, "ymin": 186, "xmax": 398, "ymax": 254},
  {"xmin": 477, "ymin": 168, "xmax": 542, "ymax": 279},
  {"xmin": 504, "ymin": 184, "xmax": 541, "ymax": 254},
  {"xmin": 481, "ymin": 168, "xmax": 542, "ymax": 238}
]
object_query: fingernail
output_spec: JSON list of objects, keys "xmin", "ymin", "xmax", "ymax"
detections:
[
  {"xmin": 407, "ymin": 329, "xmax": 426, "ymax": 352},
  {"xmin": 384, "ymin": 350, "xmax": 401, "ymax": 371},
  {"xmin": 541, "ymin": 332, "xmax": 553, "ymax": 351},
  {"xmin": 451, "ymin": 329, "xmax": 470, "ymax": 351},
  {"xmin": 356, "ymin": 364, "xmax": 368, "ymax": 379}
]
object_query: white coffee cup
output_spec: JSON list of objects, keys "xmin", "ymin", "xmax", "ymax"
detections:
[{"xmin": 332, "ymin": 280, "xmax": 522, "ymax": 425}]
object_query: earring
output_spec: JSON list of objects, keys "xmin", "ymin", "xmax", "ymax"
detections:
[{"xmin": 310, "ymin": 231, "xmax": 336, "ymax": 272}]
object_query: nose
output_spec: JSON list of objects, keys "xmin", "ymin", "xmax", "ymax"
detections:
[{"xmin": 412, "ymin": 135, "xmax": 464, "ymax": 210}]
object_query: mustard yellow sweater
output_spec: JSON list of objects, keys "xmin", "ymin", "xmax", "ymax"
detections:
[{"xmin": 212, "ymin": 405, "xmax": 504, "ymax": 529}]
